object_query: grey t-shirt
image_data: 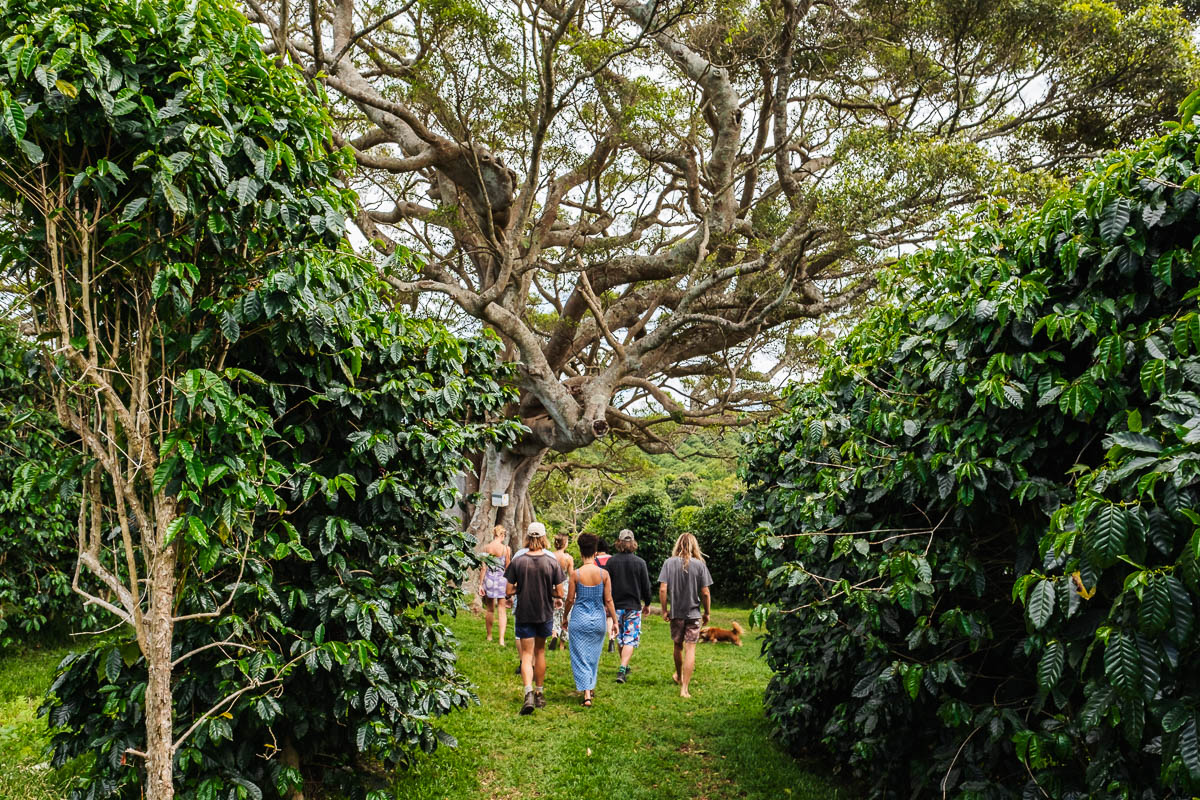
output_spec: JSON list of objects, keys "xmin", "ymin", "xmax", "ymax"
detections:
[{"xmin": 657, "ymin": 556, "xmax": 713, "ymax": 620}]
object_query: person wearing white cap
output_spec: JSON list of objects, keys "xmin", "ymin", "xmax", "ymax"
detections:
[{"xmin": 503, "ymin": 521, "xmax": 566, "ymax": 714}]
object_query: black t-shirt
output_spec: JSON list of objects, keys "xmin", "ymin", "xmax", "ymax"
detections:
[
  {"xmin": 504, "ymin": 551, "xmax": 566, "ymax": 624},
  {"xmin": 605, "ymin": 553, "xmax": 652, "ymax": 610}
]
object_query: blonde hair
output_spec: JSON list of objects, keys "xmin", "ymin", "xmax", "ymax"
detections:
[
  {"xmin": 492, "ymin": 524, "xmax": 506, "ymax": 541},
  {"xmin": 672, "ymin": 532, "xmax": 705, "ymax": 572}
]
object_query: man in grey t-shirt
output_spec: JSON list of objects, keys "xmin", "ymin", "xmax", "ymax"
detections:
[{"xmin": 657, "ymin": 532, "xmax": 712, "ymax": 699}]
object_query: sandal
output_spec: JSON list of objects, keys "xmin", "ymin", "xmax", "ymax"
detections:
[{"xmin": 582, "ymin": 694, "xmax": 593, "ymax": 708}]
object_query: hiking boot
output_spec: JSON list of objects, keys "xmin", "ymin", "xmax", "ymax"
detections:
[
  {"xmin": 534, "ymin": 691, "xmax": 547, "ymax": 709},
  {"xmin": 615, "ymin": 667, "xmax": 628, "ymax": 684},
  {"xmin": 520, "ymin": 691, "xmax": 536, "ymax": 715}
]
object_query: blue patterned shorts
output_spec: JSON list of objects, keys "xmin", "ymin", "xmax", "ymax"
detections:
[{"xmin": 616, "ymin": 609, "xmax": 642, "ymax": 648}]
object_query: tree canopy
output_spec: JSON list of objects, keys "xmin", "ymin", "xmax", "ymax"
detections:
[{"xmin": 244, "ymin": 0, "xmax": 1200, "ymax": 542}]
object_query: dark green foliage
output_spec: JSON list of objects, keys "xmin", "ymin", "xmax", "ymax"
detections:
[
  {"xmin": 690, "ymin": 502, "xmax": 757, "ymax": 602},
  {"xmin": 589, "ymin": 491, "xmax": 675, "ymax": 575},
  {"xmin": 620, "ymin": 492, "xmax": 675, "ymax": 574},
  {"xmin": 42, "ymin": 272, "xmax": 518, "ymax": 798},
  {"xmin": 0, "ymin": 324, "xmax": 98, "ymax": 649},
  {"xmin": 743, "ymin": 117, "xmax": 1200, "ymax": 798},
  {"xmin": 0, "ymin": 0, "xmax": 518, "ymax": 796}
]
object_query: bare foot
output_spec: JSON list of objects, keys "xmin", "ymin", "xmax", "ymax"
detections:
[
  {"xmin": 486, "ymin": 636, "xmax": 493, "ymax": 642},
  {"xmin": 499, "ymin": 640, "xmax": 506, "ymax": 647},
  {"xmin": 672, "ymin": 672, "xmax": 679, "ymax": 684},
  {"xmin": 680, "ymin": 687, "xmax": 691, "ymax": 699}
]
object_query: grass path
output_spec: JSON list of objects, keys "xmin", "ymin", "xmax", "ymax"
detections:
[
  {"xmin": 0, "ymin": 608, "xmax": 842, "ymax": 799},
  {"xmin": 389, "ymin": 607, "xmax": 842, "ymax": 800}
]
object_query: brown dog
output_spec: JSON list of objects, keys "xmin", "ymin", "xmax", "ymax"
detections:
[{"xmin": 698, "ymin": 621, "xmax": 744, "ymax": 646}]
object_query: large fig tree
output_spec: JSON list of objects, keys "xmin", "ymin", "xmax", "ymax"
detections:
[{"xmin": 245, "ymin": 0, "xmax": 1199, "ymax": 549}]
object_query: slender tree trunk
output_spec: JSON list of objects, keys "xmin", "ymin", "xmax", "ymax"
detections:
[{"xmin": 143, "ymin": 540, "xmax": 177, "ymax": 800}]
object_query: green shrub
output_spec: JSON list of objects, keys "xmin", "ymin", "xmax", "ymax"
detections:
[
  {"xmin": 0, "ymin": 324, "xmax": 99, "ymax": 649},
  {"xmin": 588, "ymin": 491, "xmax": 675, "ymax": 574},
  {"xmin": 0, "ymin": 0, "xmax": 518, "ymax": 796},
  {"xmin": 616, "ymin": 491, "xmax": 675, "ymax": 575},
  {"xmin": 744, "ymin": 117, "xmax": 1200, "ymax": 798}
]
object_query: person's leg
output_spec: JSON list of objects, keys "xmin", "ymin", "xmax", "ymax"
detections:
[
  {"xmin": 498, "ymin": 599, "xmax": 507, "ymax": 646},
  {"xmin": 620, "ymin": 644, "xmax": 634, "ymax": 668},
  {"xmin": 533, "ymin": 622, "xmax": 550, "ymax": 707},
  {"xmin": 534, "ymin": 638, "xmax": 548, "ymax": 687},
  {"xmin": 672, "ymin": 641, "xmax": 683, "ymax": 684},
  {"xmin": 518, "ymin": 635, "xmax": 535, "ymax": 690},
  {"xmin": 679, "ymin": 641, "xmax": 697, "ymax": 698},
  {"xmin": 484, "ymin": 597, "xmax": 495, "ymax": 641}
]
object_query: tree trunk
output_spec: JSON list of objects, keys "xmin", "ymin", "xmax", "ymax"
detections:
[
  {"xmin": 143, "ymin": 540, "xmax": 177, "ymax": 800},
  {"xmin": 462, "ymin": 445, "xmax": 548, "ymax": 603}
]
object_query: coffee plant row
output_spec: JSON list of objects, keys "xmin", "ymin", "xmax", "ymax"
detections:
[{"xmin": 743, "ymin": 112, "xmax": 1200, "ymax": 798}]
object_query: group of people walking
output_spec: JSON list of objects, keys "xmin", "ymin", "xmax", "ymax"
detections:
[{"xmin": 478, "ymin": 521, "xmax": 713, "ymax": 714}]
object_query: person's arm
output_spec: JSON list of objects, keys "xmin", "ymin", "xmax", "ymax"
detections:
[
  {"xmin": 640, "ymin": 562, "xmax": 652, "ymax": 612},
  {"xmin": 503, "ymin": 562, "xmax": 517, "ymax": 600},
  {"xmin": 700, "ymin": 586, "xmax": 711, "ymax": 625},
  {"xmin": 478, "ymin": 562, "xmax": 488, "ymax": 596},
  {"xmin": 552, "ymin": 564, "xmax": 565, "ymax": 608},
  {"xmin": 659, "ymin": 581, "xmax": 669, "ymax": 620},
  {"xmin": 603, "ymin": 572, "xmax": 618, "ymax": 625},
  {"xmin": 563, "ymin": 573, "xmax": 578, "ymax": 621}
]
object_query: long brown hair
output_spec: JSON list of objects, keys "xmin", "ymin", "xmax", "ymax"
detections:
[{"xmin": 672, "ymin": 532, "xmax": 705, "ymax": 572}]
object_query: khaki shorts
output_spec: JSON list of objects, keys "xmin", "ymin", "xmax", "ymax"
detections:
[{"xmin": 669, "ymin": 617, "xmax": 701, "ymax": 645}]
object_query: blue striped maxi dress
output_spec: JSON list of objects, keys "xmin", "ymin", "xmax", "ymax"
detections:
[{"xmin": 568, "ymin": 582, "xmax": 606, "ymax": 691}]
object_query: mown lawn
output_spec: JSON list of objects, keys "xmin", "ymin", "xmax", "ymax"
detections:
[
  {"xmin": 0, "ymin": 608, "xmax": 842, "ymax": 800},
  {"xmin": 0, "ymin": 642, "xmax": 79, "ymax": 800},
  {"xmin": 389, "ymin": 606, "xmax": 842, "ymax": 800}
]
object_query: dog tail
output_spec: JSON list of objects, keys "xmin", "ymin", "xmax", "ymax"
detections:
[{"xmin": 731, "ymin": 621, "xmax": 744, "ymax": 636}]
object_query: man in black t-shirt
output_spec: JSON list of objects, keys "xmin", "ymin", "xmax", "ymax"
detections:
[
  {"xmin": 504, "ymin": 521, "xmax": 566, "ymax": 715},
  {"xmin": 605, "ymin": 529, "xmax": 653, "ymax": 684}
]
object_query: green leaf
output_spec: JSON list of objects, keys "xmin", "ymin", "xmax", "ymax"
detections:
[
  {"xmin": 104, "ymin": 647, "xmax": 122, "ymax": 683},
  {"xmin": 162, "ymin": 181, "xmax": 188, "ymax": 218},
  {"xmin": 1138, "ymin": 576, "xmax": 1171, "ymax": 634},
  {"xmin": 220, "ymin": 311, "xmax": 240, "ymax": 343},
  {"xmin": 121, "ymin": 197, "xmax": 149, "ymax": 223},
  {"xmin": 1037, "ymin": 640, "xmax": 1064, "ymax": 691},
  {"xmin": 1104, "ymin": 632, "xmax": 1140, "ymax": 694},
  {"xmin": 1181, "ymin": 718, "xmax": 1200, "ymax": 781},
  {"xmin": 1, "ymin": 96, "xmax": 26, "ymax": 140},
  {"xmin": 1026, "ymin": 579, "xmax": 1055, "ymax": 629},
  {"xmin": 1089, "ymin": 504, "xmax": 1128, "ymax": 564},
  {"xmin": 1100, "ymin": 198, "xmax": 1131, "ymax": 244},
  {"xmin": 163, "ymin": 516, "xmax": 188, "ymax": 546},
  {"xmin": 18, "ymin": 138, "xmax": 42, "ymax": 163},
  {"xmin": 1107, "ymin": 432, "xmax": 1162, "ymax": 453}
]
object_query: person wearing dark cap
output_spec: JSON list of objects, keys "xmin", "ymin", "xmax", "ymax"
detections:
[{"xmin": 605, "ymin": 528, "xmax": 653, "ymax": 683}]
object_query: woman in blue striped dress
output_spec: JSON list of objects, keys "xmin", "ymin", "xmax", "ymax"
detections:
[{"xmin": 563, "ymin": 533, "xmax": 618, "ymax": 707}]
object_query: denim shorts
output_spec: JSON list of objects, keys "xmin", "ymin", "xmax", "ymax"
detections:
[{"xmin": 514, "ymin": 619, "xmax": 553, "ymax": 640}]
